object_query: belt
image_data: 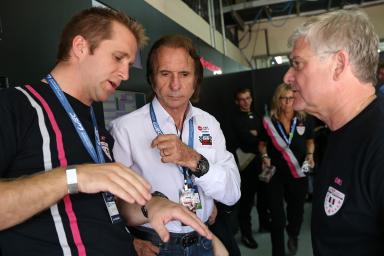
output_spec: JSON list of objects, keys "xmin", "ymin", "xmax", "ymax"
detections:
[{"xmin": 129, "ymin": 226, "xmax": 200, "ymax": 248}]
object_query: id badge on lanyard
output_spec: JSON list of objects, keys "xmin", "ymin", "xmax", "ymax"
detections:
[
  {"xmin": 180, "ymin": 183, "xmax": 202, "ymax": 213},
  {"xmin": 149, "ymin": 103, "xmax": 202, "ymax": 214},
  {"xmin": 46, "ymin": 74, "xmax": 121, "ymax": 224}
]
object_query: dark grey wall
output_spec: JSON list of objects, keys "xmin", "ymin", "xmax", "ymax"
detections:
[
  {"xmin": 0, "ymin": 0, "xmax": 248, "ymax": 94},
  {"xmin": 0, "ymin": 0, "xmax": 91, "ymax": 87},
  {"xmin": 0, "ymin": 0, "xmax": 249, "ymax": 126}
]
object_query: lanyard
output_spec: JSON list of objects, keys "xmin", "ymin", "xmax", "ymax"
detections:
[
  {"xmin": 46, "ymin": 74, "xmax": 105, "ymax": 164},
  {"xmin": 46, "ymin": 74, "xmax": 122, "ymax": 223},
  {"xmin": 149, "ymin": 102, "xmax": 194, "ymax": 188},
  {"xmin": 276, "ymin": 117, "xmax": 297, "ymax": 146}
]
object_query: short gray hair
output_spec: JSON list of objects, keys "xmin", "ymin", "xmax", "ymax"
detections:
[{"xmin": 288, "ymin": 9, "xmax": 379, "ymax": 84}]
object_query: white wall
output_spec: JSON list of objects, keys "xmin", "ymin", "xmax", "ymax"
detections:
[
  {"xmin": 238, "ymin": 4, "xmax": 384, "ymax": 58},
  {"xmin": 144, "ymin": 0, "xmax": 250, "ymax": 67}
]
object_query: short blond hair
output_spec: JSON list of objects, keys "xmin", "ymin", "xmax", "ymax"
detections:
[{"xmin": 58, "ymin": 7, "xmax": 148, "ymax": 61}]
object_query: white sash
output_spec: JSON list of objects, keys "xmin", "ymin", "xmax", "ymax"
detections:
[{"xmin": 262, "ymin": 116, "xmax": 305, "ymax": 178}]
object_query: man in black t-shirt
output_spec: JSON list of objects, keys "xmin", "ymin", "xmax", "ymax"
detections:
[
  {"xmin": 232, "ymin": 88, "xmax": 270, "ymax": 249},
  {"xmin": 283, "ymin": 9, "xmax": 384, "ymax": 256},
  {"xmin": 0, "ymin": 7, "xmax": 211, "ymax": 256}
]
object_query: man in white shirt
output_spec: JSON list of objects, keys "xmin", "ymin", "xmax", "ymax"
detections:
[{"xmin": 110, "ymin": 34, "xmax": 241, "ymax": 256}]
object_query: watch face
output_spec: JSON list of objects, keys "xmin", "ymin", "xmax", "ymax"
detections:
[{"xmin": 199, "ymin": 159, "xmax": 209, "ymax": 173}]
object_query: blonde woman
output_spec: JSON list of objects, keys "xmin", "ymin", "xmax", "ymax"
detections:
[{"xmin": 259, "ymin": 83, "xmax": 315, "ymax": 256}]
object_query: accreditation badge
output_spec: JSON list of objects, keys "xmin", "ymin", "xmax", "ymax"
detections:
[
  {"xmin": 180, "ymin": 186, "xmax": 202, "ymax": 214},
  {"xmin": 180, "ymin": 188, "xmax": 197, "ymax": 213},
  {"xmin": 296, "ymin": 125, "xmax": 305, "ymax": 135},
  {"xmin": 324, "ymin": 186, "xmax": 345, "ymax": 216}
]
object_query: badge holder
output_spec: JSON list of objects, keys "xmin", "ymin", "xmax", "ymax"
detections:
[
  {"xmin": 179, "ymin": 170, "xmax": 202, "ymax": 226},
  {"xmin": 102, "ymin": 192, "xmax": 122, "ymax": 224},
  {"xmin": 180, "ymin": 185, "xmax": 198, "ymax": 214},
  {"xmin": 259, "ymin": 165, "xmax": 276, "ymax": 183}
]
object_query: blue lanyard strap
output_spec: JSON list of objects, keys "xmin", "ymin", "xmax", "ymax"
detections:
[
  {"xmin": 276, "ymin": 117, "xmax": 297, "ymax": 146},
  {"xmin": 46, "ymin": 74, "xmax": 105, "ymax": 164},
  {"xmin": 149, "ymin": 102, "xmax": 194, "ymax": 187}
]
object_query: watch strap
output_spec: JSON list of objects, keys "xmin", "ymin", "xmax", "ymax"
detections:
[
  {"xmin": 66, "ymin": 165, "xmax": 78, "ymax": 194},
  {"xmin": 194, "ymin": 154, "xmax": 209, "ymax": 178},
  {"xmin": 141, "ymin": 191, "xmax": 168, "ymax": 218}
]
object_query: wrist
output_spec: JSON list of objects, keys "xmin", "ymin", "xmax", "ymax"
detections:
[
  {"xmin": 141, "ymin": 191, "xmax": 168, "ymax": 218},
  {"xmin": 193, "ymin": 154, "xmax": 209, "ymax": 178},
  {"xmin": 306, "ymin": 153, "xmax": 314, "ymax": 159}
]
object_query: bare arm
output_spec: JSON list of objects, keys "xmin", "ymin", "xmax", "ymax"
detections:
[
  {"xmin": 258, "ymin": 141, "xmax": 271, "ymax": 167},
  {"xmin": 0, "ymin": 167, "xmax": 67, "ymax": 230},
  {"xmin": 0, "ymin": 162, "xmax": 151, "ymax": 231}
]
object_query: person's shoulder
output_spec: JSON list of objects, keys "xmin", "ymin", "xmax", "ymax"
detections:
[
  {"xmin": 109, "ymin": 103, "xmax": 149, "ymax": 129},
  {"xmin": 0, "ymin": 85, "xmax": 36, "ymax": 107}
]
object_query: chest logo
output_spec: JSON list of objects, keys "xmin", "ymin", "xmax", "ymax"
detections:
[
  {"xmin": 324, "ymin": 186, "xmax": 345, "ymax": 216},
  {"xmin": 296, "ymin": 125, "xmax": 305, "ymax": 135},
  {"xmin": 199, "ymin": 134, "xmax": 212, "ymax": 145}
]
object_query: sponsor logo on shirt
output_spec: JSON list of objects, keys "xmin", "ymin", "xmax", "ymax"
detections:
[
  {"xmin": 197, "ymin": 125, "xmax": 212, "ymax": 145},
  {"xmin": 324, "ymin": 186, "xmax": 345, "ymax": 216},
  {"xmin": 199, "ymin": 134, "xmax": 212, "ymax": 145},
  {"xmin": 296, "ymin": 124, "xmax": 305, "ymax": 135}
]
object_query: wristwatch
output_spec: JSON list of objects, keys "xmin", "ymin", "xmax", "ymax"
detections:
[
  {"xmin": 66, "ymin": 165, "xmax": 78, "ymax": 194},
  {"xmin": 141, "ymin": 191, "xmax": 168, "ymax": 218},
  {"xmin": 193, "ymin": 154, "xmax": 210, "ymax": 178}
]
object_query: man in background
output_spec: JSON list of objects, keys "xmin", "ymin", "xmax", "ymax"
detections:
[{"xmin": 232, "ymin": 88, "xmax": 270, "ymax": 249}]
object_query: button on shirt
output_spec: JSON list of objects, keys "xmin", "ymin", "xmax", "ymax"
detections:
[{"xmin": 110, "ymin": 97, "xmax": 241, "ymax": 233}]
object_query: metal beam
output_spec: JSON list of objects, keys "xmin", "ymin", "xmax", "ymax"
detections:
[
  {"xmin": 222, "ymin": 0, "xmax": 293, "ymax": 14},
  {"xmin": 224, "ymin": 0, "xmax": 384, "ymax": 26},
  {"xmin": 295, "ymin": 0, "xmax": 300, "ymax": 16}
]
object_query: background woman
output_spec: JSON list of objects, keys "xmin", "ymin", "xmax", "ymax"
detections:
[{"xmin": 259, "ymin": 83, "xmax": 315, "ymax": 256}]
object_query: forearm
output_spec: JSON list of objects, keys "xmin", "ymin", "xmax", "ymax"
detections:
[
  {"xmin": 306, "ymin": 139, "xmax": 315, "ymax": 155},
  {"xmin": 258, "ymin": 141, "xmax": 268, "ymax": 156},
  {"xmin": 117, "ymin": 199, "xmax": 147, "ymax": 226},
  {"xmin": 0, "ymin": 167, "xmax": 67, "ymax": 230}
]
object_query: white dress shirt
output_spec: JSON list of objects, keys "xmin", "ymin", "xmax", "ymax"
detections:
[{"xmin": 110, "ymin": 97, "xmax": 241, "ymax": 233}]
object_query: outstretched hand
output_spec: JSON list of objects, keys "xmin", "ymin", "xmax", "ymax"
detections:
[
  {"xmin": 145, "ymin": 196, "xmax": 213, "ymax": 242},
  {"xmin": 76, "ymin": 162, "xmax": 152, "ymax": 205}
]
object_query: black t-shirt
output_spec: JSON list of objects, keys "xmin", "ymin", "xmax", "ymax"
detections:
[
  {"xmin": 232, "ymin": 109, "xmax": 262, "ymax": 155},
  {"xmin": 312, "ymin": 97, "xmax": 384, "ymax": 255},
  {"xmin": 259, "ymin": 115, "xmax": 314, "ymax": 173},
  {"xmin": 0, "ymin": 83, "xmax": 135, "ymax": 255}
]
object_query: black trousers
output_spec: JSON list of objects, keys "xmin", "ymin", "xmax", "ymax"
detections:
[
  {"xmin": 238, "ymin": 158, "xmax": 270, "ymax": 236},
  {"xmin": 266, "ymin": 165, "xmax": 308, "ymax": 256},
  {"xmin": 210, "ymin": 203, "xmax": 241, "ymax": 256}
]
